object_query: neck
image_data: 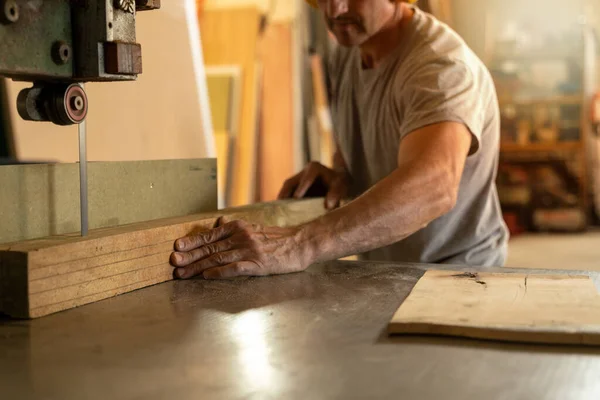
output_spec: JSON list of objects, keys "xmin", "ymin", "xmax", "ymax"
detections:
[{"xmin": 359, "ymin": 4, "xmax": 414, "ymax": 69}]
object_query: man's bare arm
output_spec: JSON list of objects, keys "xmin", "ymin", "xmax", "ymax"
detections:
[
  {"xmin": 170, "ymin": 121, "xmax": 473, "ymax": 279},
  {"xmin": 297, "ymin": 121, "xmax": 473, "ymax": 263}
]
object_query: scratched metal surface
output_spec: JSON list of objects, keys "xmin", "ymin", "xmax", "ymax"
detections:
[
  {"xmin": 0, "ymin": 0, "xmax": 73, "ymax": 80},
  {"xmin": 1, "ymin": 261, "xmax": 600, "ymax": 400}
]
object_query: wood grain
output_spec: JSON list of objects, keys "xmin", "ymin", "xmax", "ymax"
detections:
[
  {"xmin": 0, "ymin": 198, "xmax": 328, "ymax": 319},
  {"xmin": 388, "ymin": 269, "xmax": 600, "ymax": 346}
]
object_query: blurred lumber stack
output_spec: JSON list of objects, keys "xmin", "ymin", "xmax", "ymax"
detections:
[{"xmin": 197, "ymin": 1, "xmax": 338, "ymax": 206}]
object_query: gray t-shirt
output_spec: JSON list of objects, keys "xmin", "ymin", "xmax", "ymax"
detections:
[{"xmin": 328, "ymin": 7, "xmax": 509, "ymax": 267}]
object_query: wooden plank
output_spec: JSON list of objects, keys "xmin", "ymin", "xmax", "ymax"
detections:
[
  {"xmin": 251, "ymin": 62, "xmax": 263, "ymax": 204},
  {"xmin": 0, "ymin": 198, "xmax": 328, "ymax": 319},
  {"xmin": 205, "ymin": 66, "xmax": 242, "ymax": 134},
  {"xmin": 204, "ymin": 65, "xmax": 242, "ymax": 208},
  {"xmin": 291, "ymin": 4, "xmax": 306, "ymax": 172},
  {"xmin": 0, "ymin": 159, "xmax": 218, "ymax": 244},
  {"xmin": 214, "ymin": 131, "xmax": 231, "ymax": 206},
  {"xmin": 427, "ymin": 0, "xmax": 454, "ymax": 26},
  {"xmin": 388, "ymin": 269, "xmax": 600, "ymax": 346},
  {"xmin": 200, "ymin": 7, "xmax": 262, "ymax": 206},
  {"xmin": 206, "ymin": 74, "xmax": 233, "ymax": 132},
  {"xmin": 310, "ymin": 54, "xmax": 335, "ymax": 167},
  {"xmin": 259, "ymin": 22, "xmax": 295, "ymax": 202}
]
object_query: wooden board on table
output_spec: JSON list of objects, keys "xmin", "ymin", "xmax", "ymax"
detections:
[
  {"xmin": 259, "ymin": 22, "xmax": 295, "ymax": 202},
  {"xmin": 0, "ymin": 198, "xmax": 329, "ymax": 319},
  {"xmin": 200, "ymin": 7, "xmax": 262, "ymax": 206},
  {"xmin": 388, "ymin": 269, "xmax": 600, "ymax": 346},
  {"xmin": 0, "ymin": 159, "xmax": 217, "ymax": 244}
]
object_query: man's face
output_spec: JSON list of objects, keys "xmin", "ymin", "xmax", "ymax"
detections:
[{"xmin": 317, "ymin": 0, "xmax": 396, "ymax": 47}]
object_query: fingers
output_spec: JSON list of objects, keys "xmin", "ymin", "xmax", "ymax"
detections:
[
  {"xmin": 202, "ymin": 261, "xmax": 261, "ymax": 280},
  {"xmin": 170, "ymin": 238, "xmax": 233, "ymax": 267},
  {"xmin": 277, "ymin": 171, "xmax": 303, "ymax": 199},
  {"xmin": 174, "ymin": 250, "xmax": 246, "ymax": 279},
  {"xmin": 293, "ymin": 162, "xmax": 327, "ymax": 199},
  {"xmin": 174, "ymin": 220, "xmax": 241, "ymax": 252},
  {"xmin": 325, "ymin": 178, "xmax": 348, "ymax": 209}
]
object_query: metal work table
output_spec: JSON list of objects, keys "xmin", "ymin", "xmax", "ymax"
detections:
[{"xmin": 1, "ymin": 261, "xmax": 600, "ymax": 399}]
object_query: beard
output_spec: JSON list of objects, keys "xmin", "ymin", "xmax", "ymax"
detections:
[{"xmin": 326, "ymin": 16, "xmax": 368, "ymax": 46}]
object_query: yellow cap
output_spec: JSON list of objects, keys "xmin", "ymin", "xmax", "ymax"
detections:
[{"xmin": 306, "ymin": 0, "xmax": 417, "ymax": 7}]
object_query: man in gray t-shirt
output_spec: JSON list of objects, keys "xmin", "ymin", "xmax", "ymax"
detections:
[
  {"xmin": 324, "ymin": 4, "xmax": 509, "ymax": 266},
  {"xmin": 169, "ymin": 0, "xmax": 509, "ymax": 280}
]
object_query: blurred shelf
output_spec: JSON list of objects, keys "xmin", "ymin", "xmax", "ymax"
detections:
[
  {"xmin": 490, "ymin": 48, "xmax": 582, "ymax": 62},
  {"xmin": 498, "ymin": 94, "xmax": 582, "ymax": 106},
  {"xmin": 500, "ymin": 141, "xmax": 582, "ymax": 153}
]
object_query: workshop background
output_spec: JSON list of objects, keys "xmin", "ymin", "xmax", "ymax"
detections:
[{"xmin": 1, "ymin": 0, "xmax": 600, "ymax": 270}]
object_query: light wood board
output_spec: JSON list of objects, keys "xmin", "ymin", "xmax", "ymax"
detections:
[
  {"xmin": 0, "ymin": 159, "xmax": 217, "ymax": 244},
  {"xmin": 258, "ymin": 22, "xmax": 295, "ymax": 202},
  {"xmin": 0, "ymin": 198, "xmax": 329, "ymax": 319},
  {"xmin": 200, "ymin": 7, "xmax": 262, "ymax": 206},
  {"xmin": 388, "ymin": 269, "xmax": 600, "ymax": 346}
]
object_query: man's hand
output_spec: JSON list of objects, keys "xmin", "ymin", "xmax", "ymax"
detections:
[
  {"xmin": 277, "ymin": 161, "xmax": 350, "ymax": 210},
  {"xmin": 170, "ymin": 219, "xmax": 311, "ymax": 280}
]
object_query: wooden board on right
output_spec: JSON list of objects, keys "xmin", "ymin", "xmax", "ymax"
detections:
[{"xmin": 388, "ymin": 269, "xmax": 600, "ymax": 346}]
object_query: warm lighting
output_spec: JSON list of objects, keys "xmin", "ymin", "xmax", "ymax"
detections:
[{"xmin": 231, "ymin": 311, "xmax": 276, "ymax": 391}]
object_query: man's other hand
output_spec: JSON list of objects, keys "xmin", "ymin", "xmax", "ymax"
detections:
[
  {"xmin": 170, "ymin": 219, "xmax": 311, "ymax": 280},
  {"xmin": 277, "ymin": 161, "xmax": 349, "ymax": 210}
]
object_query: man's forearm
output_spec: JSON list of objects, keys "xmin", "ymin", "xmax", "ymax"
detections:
[{"xmin": 296, "ymin": 162, "xmax": 457, "ymax": 264}]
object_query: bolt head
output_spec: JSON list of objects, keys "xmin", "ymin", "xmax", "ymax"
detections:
[
  {"xmin": 52, "ymin": 41, "xmax": 71, "ymax": 65},
  {"xmin": 2, "ymin": 1, "xmax": 19, "ymax": 24},
  {"xmin": 71, "ymin": 96, "xmax": 84, "ymax": 111}
]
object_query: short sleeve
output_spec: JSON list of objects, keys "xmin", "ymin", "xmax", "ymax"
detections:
[{"xmin": 397, "ymin": 58, "xmax": 488, "ymax": 156}]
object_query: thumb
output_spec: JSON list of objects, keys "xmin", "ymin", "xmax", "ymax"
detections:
[
  {"xmin": 216, "ymin": 215, "xmax": 233, "ymax": 227},
  {"xmin": 325, "ymin": 179, "xmax": 347, "ymax": 209},
  {"xmin": 325, "ymin": 189, "xmax": 341, "ymax": 210}
]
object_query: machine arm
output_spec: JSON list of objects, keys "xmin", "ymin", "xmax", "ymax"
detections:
[{"xmin": 0, "ymin": 0, "xmax": 160, "ymax": 125}]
